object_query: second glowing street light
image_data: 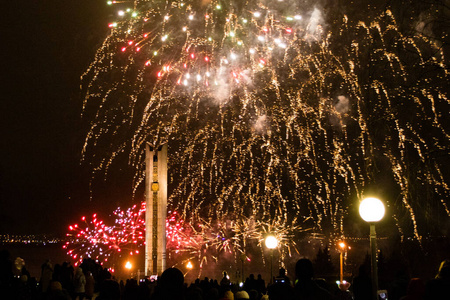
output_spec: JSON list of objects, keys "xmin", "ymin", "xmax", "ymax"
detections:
[
  {"xmin": 338, "ymin": 241, "xmax": 346, "ymax": 285},
  {"xmin": 265, "ymin": 235, "xmax": 278, "ymax": 284}
]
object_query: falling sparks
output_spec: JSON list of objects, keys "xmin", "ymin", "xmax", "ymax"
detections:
[{"xmin": 82, "ymin": 1, "xmax": 449, "ymax": 240}]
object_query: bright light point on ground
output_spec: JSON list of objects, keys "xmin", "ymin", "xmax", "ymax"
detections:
[
  {"xmin": 189, "ymin": 15, "xmax": 194, "ymax": 20},
  {"xmin": 265, "ymin": 235, "xmax": 278, "ymax": 249},
  {"xmin": 229, "ymin": 32, "xmax": 235, "ymax": 37},
  {"xmin": 216, "ymin": 5, "xmax": 221, "ymax": 9},
  {"xmin": 254, "ymin": 12, "xmax": 261, "ymax": 18},
  {"xmin": 164, "ymin": 15, "xmax": 169, "ymax": 20},
  {"xmin": 243, "ymin": 19, "xmax": 248, "ymax": 23},
  {"xmin": 186, "ymin": 261, "xmax": 193, "ymax": 269},
  {"xmin": 287, "ymin": 17, "xmax": 293, "ymax": 21},
  {"xmin": 237, "ymin": 41, "xmax": 242, "ymax": 45},
  {"xmin": 132, "ymin": 12, "xmax": 138, "ymax": 17},
  {"xmin": 249, "ymin": 48, "xmax": 256, "ymax": 54},
  {"xmin": 107, "ymin": 1, "xmax": 113, "ymax": 5},
  {"xmin": 183, "ymin": 27, "xmax": 187, "ymax": 32},
  {"xmin": 230, "ymin": 53, "xmax": 237, "ymax": 60},
  {"xmin": 295, "ymin": 15, "xmax": 302, "ymax": 20},
  {"xmin": 162, "ymin": 35, "xmax": 168, "ymax": 41},
  {"xmin": 183, "ymin": 80, "xmax": 188, "ymax": 86},
  {"xmin": 153, "ymin": 51, "xmax": 158, "ymax": 56},
  {"xmin": 258, "ymin": 36, "xmax": 265, "ymax": 42},
  {"xmin": 125, "ymin": 261, "xmax": 132, "ymax": 269},
  {"xmin": 196, "ymin": 74, "xmax": 201, "ymax": 81},
  {"xmin": 359, "ymin": 197, "xmax": 385, "ymax": 222},
  {"xmin": 118, "ymin": 10, "xmax": 125, "ymax": 16}
]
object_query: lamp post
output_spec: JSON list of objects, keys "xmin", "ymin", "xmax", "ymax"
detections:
[
  {"xmin": 338, "ymin": 241, "xmax": 346, "ymax": 284},
  {"xmin": 240, "ymin": 253, "xmax": 246, "ymax": 285},
  {"xmin": 265, "ymin": 235, "xmax": 278, "ymax": 284},
  {"xmin": 125, "ymin": 261, "xmax": 132, "ymax": 278},
  {"xmin": 359, "ymin": 197, "xmax": 385, "ymax": 300}
]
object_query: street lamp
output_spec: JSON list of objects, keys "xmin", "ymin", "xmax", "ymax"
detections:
[
  {"xmin": 125, "ymin": 261, "xmax": 133, "ymax": 278},
  {"xmin": 359, "ymin": 197, "xmax": 385, "ymax": 300},
  {"xmin": 265, "ymin": 235, "xmax": 278, "ymax": 284},
  {"xmin": 338, "ymin": 241, "xmax": 346, "ymax": 285},
  {"xmin": 240, "ymin": 253, "xmax": 246, "ymax": 285}
]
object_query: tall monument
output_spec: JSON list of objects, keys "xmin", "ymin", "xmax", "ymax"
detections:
[{"xmin": 145, "ymin": 144, "xmax": 167, "ymax": 276}]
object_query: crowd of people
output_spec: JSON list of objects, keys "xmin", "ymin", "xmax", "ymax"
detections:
[{"xmin": 1, "ymin": 249, "xmax": 449, "ymax": 299}]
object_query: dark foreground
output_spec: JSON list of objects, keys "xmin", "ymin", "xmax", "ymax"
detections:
[{"xmin": 1, "ymin": 246, "xmax": 449, "ymax": 300}]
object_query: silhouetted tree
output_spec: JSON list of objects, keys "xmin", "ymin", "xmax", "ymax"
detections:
[{"xmin": 313, "ymin": 246, "xmax": 335, "ymax": 278}]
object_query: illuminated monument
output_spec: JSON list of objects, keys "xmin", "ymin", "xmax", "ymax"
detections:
[{"xmin": 145, "ymin": 144, "xmax": 167, "ymax": 276}]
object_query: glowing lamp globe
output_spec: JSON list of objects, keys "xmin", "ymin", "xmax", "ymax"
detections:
[
  {"xmin": 359, "ymin": 197, "xmax": 385, "ymax": 222},
  {"xmin": 265, "ymin": 235, "xmax": 278, "ymax": 249}
]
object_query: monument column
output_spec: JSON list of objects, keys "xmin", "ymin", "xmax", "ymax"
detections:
[{"xmin": 145, "ymin": 144, "xmax": 167, "ymax": 276}]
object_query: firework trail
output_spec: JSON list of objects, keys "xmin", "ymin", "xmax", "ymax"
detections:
[{"xmin": 81, "ymin": 0, "xmax": 449, "ymax": 240}]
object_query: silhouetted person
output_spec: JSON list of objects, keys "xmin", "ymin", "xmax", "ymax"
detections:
[
  {"xmin": 424, "ymin": 259, "xmax": 450, "ymax": 300},
  {"xmin": 221, "ymin": 271, "xmax": 231, "ymax": 288},
  {"xmin": 123, "ymin": 278, "xmax": 139, "ymax": 300},
  {"xmin": 152, "ymin": 267, "xmax": 185, "ymax": 300},
  {"xmin": 256, "ymin": 274, "xmax": 266, "ymax": 294},
  {"xmin": 73, "ymin": 267, "xmax": 86, "ymax": 300},
  {"xmin": 0, "ymin": 249, "xmax": 14, "ymax": 298},
  {"xmin": 40, "ymin": 259, "xmax": 54, "ymax": 293},
  {"xmin": 293, "ymin": 258, "xmax": 333, "ymax": 300},
  {"xmin": 97, "ymin": 279, "xmax": 121, "ymax": 300},
  {"xmin": 275, "ymin": 268, "xmax": 291, "ymax": 286},
  {"xmin": 244, "ymin": 274, "xmax": 257, "ymax": 292},
  {"xmin": 84, "ymin": 271, "xmax": 95, "ymax": 300},
  {"xmin": 400, "ymin": 278, "xmax": 425, "ymax": 300},
  {"xmin": 46, "ymin": 280, "xmax": 72, "ymax": 300}
]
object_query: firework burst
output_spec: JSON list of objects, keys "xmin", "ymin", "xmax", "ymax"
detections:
[
  {"xmin": 64, "ymin": 214, "xmax": 120, "ymax": 266},
  {"xmin": 82, "ymin": 0, "xmax": 449, "ymax": 240}
]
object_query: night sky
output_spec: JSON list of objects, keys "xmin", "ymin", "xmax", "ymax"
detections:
[
  {"xmin": 0, "ymin": 1, "xmax": 134, "ymax": 235},
  {"xmin": 1, "ymin": 1, "xmax": 448, "ymax": 238}
]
